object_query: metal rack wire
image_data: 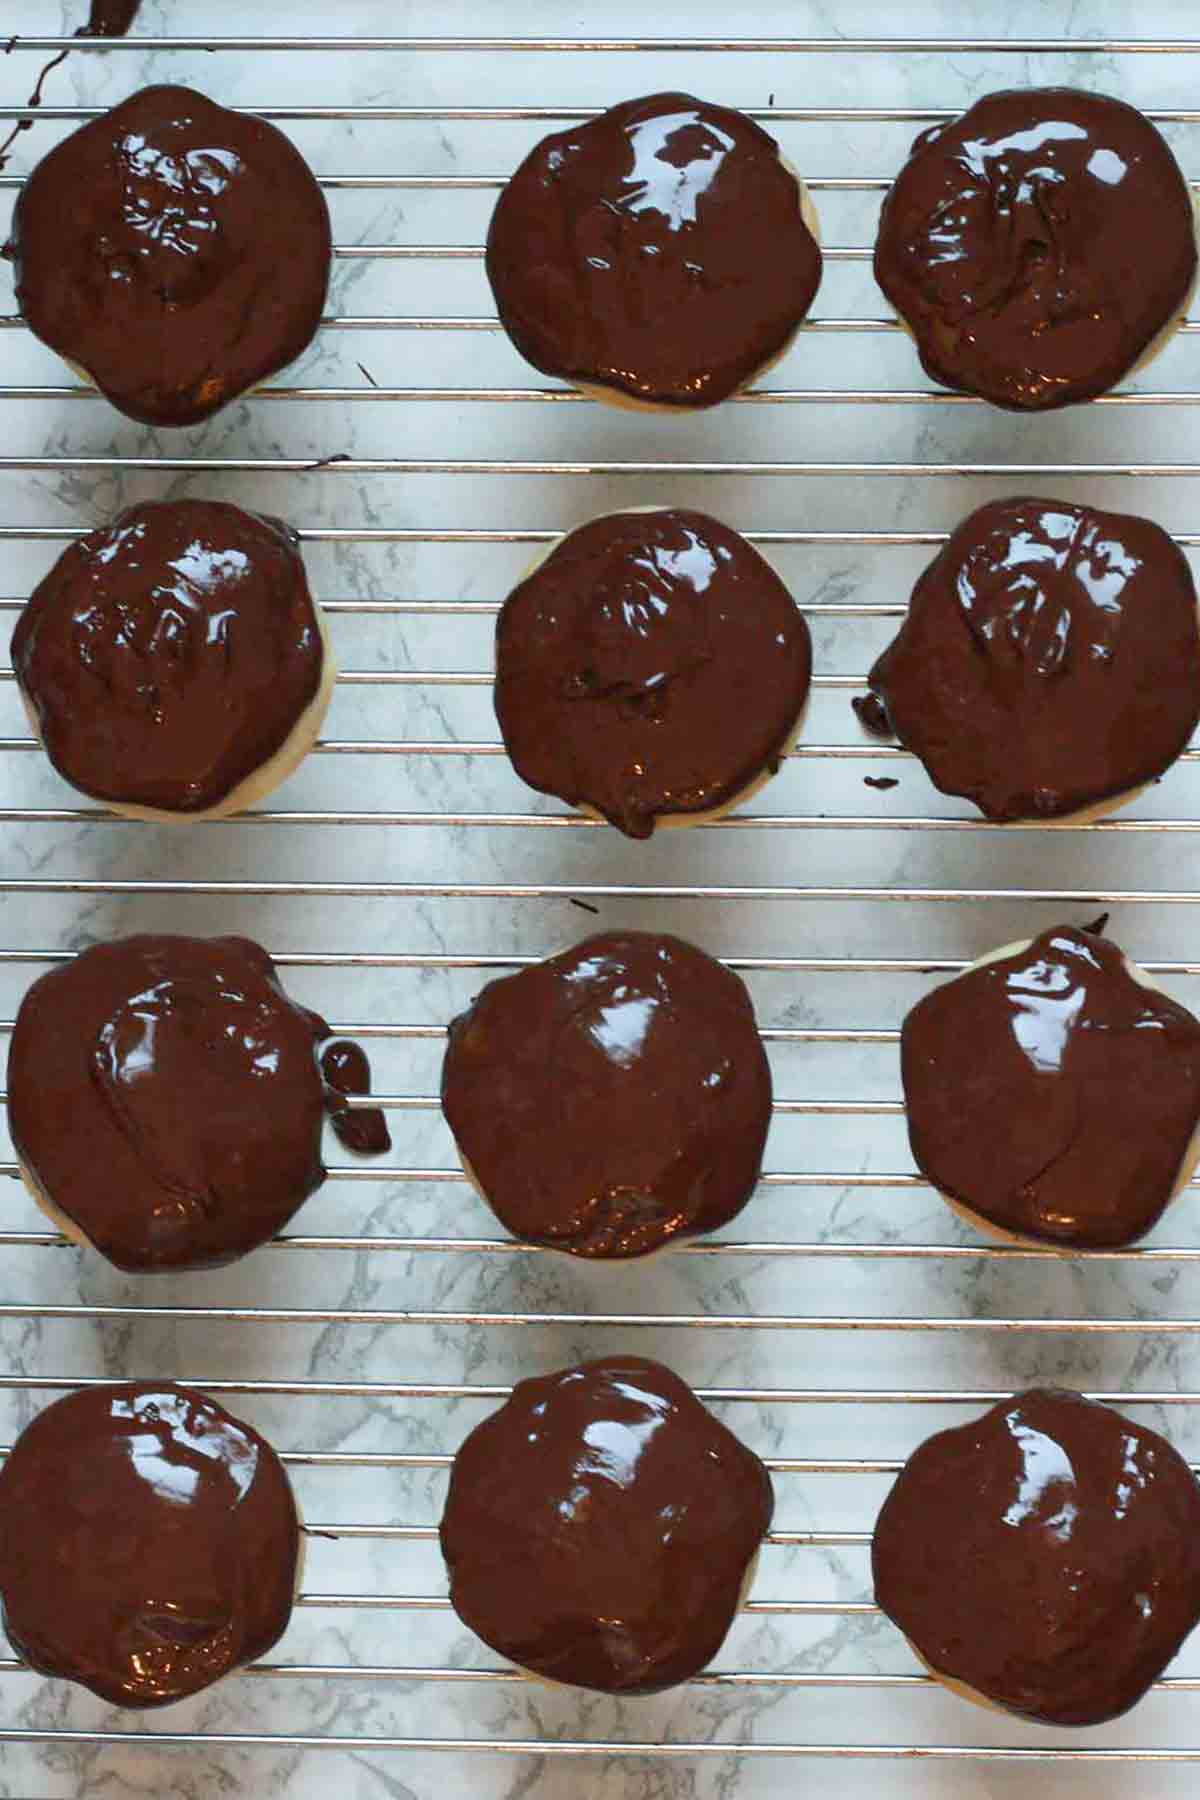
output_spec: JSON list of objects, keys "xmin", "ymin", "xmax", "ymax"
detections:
[{"xmin": 7, "ymin": 18, "xmax": 1200, "ymax": 1779}]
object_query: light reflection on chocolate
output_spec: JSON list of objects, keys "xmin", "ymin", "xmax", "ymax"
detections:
[
  {"xmin": 487, "ymin": 92, "xmax": 822, "ymax": 408},
  {"xmin": 7, "ymin": 934, "xmax": 385, "ymax": 1271},
  {"xmin": 441, "ymin": 931, "xmax": 771, "ymax": 1258},
  {"xmin": 860, "ymin": 498, "xmax": 1200, "ymax": 821},
  {"xmin": 0, "ymin": 1382, "xmax": 299, "ymax": 1707},
  {"xmin": 901, "ymin": 925, "xmax": 1200, "ymax": 1247},
  {"xmin": 10, "ymin": 84, "xmax": 331, "ymax": 424},
  {"xmin": 12, "ymin": 499, "xmax": 325, "ymax": 815},
  {"xmin": 441, "ymin": 1357, "xmax": 773, "ymax": 1692},
  {"xmin": 495, "ymin": 509, "xmax": 811, "ymax": 837},
  {"xmin": 875, "ymin": 89, "xmax": 1197, "ymax": 409},
  {"xmin": 873, "ymin": 1389, "xmax": 1200, "ymax": 1723}
]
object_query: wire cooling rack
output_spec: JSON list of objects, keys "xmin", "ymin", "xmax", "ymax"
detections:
[{"xmin": 9, "ymin": 15, "xmax": 1200, "ymax": 1790}]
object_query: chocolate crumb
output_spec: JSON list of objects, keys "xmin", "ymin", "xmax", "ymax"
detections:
[
  {"xmin": 852, "ymin": 692, "xmax": 893, "ymax": 737},
  {"xmin": 321, "ymin": 1040, "xmax": 391, "ymax": 1156}
]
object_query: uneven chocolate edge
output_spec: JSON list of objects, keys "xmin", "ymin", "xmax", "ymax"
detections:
[
  {"xmin": 443, "ymin": 932, "xmax": 772, "ymax": 1261},
  {"xmin": 876, "ymin": 115, "xmax": 1200, "ymax": 411},
  {"xmin": 0, "ymin": 1381, "xmax": 305, "ymax": 1707},
  {"xmin": 497, "ymin": 507, "xmax": 811, "ymax": 835},
  {"xmin": 6, "ymin": 938, "xmax": 339, "ymax": 1272},
  {"xmin": 10, "ymin": 89, "xmax": 333, "ymax": 427},
  {"xmin": 15, "ymin": 551, "xmax": 335, "ymax": 821},
  {"xmin": 871, "ymin": 1390, "xmax": 1200, "ymax": 1725},
  {"xmin": 860, "ymin": 512, "xmax": 1200, "ymax": 825},
  {"xmin": 439, "ymin": 1359, "xmax": 775, "ymax": 1692},
  {"xmin": 904, "ymin": 932, "xmax": 1200, "ymax": 1250}
]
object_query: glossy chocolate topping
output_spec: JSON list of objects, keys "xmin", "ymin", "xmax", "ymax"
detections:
[
  {"xmin": 321, "ymin": 1040, "xmax": 391, "ymax": 1156},
  {"xmin": 10, "ymin": 84, "xmax": 332, "ymax": 425},
  {"xmin": 862, "ymin": 497, "xmax": 1200, "ymax": 821},
  {"xmin": 486, "ymin": 92, "xmax": 822, "ymax": 408},
  {"xmin": 0, "ymin": 1382, "xmax": 299, "ymax": 1707},
  {"xmin": 441, "ymin": 931, "xmax": 771, "ymax": 1258},
  {"xmin": 902, "ymin": 926, "xmax": 1200, "ymax": 1248},
  {"xmin": 441, "ymin": 1356, "xmax": 773, "ymax": 1693},
  {"xmin": 873, "ymin": 1389, "xmax": 1200, "ymax": 1724},
  {"xmin": 7, "ymin": 934, "xmax": 332, "ymax": 1271},
  {"xmin": 875, "ymin": 88, "xmax": 1197, "ymax": 410},
  {"xmin": 495, "ymin": 509, "xmax": 811, "ymax": 837},
  {"xmin": 12, "ymin": 499, "xmax": 326, "ymax": 815}
]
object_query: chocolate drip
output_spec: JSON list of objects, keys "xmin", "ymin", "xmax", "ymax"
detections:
[
  {"xmin": 82, "ymin": 1, "xmax": 143, "ymax": 31},
  {"xmin": 12, "ymin": 499, "xmax": 325, "ymax": 815},
  {"xmin": 321, "ymin": 1040, "xmax": 391, "ymax": 1155},
  {"xmin": 487, "ymin": 92, "xmax": 822, "ymax": 408},
  {"xmin": 7, "ymin": 935, "xmax": 330, "ymax": 1271},
  {"xmin": 852, "ymin": 692, "xmax": 893, "ymax": 737},
  {"xmin": 494, "ymin": 509, "xmax": 811, "ymax": 837},
  {"xmin": 0, "ymin": 1383, "xmax": 298, "ymax": 1708},
  {"xmin": 10, "ymin": 84, "xmax": 331, "ymax": 424},
  {"xmin": 441, "ymin": 1357, "xmax": 773, "ymax": 1693},
  {"xmin": 875, "ymin": 88, "xmax": 1197, "ymax": 410},
  {"xmin": 901, "ymin": 925, "xmax": 1200, "ymax": 1247},
  {"xmin": 873, "ymin": 1389, "xmax": 1200, "ymax": 1724},
  {"xmin": 0, "ymin": 5, "xmax": 143, "ymax": 178},
  {"xmin": 863, "ymin": 497, "xmax": 1200, "ymax": 821},
  {"xmin": 0, "ymin": 51, "xmax": 69, "ymax": 177},
  {"xmin": 441, "ymin": 930, "xmax": 771, "ymax": 1258}
]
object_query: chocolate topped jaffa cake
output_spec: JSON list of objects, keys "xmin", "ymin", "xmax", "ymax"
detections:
[
  {"xmin": 441, "ymin": 1356, "xmax": 773, "ymax": 1692},
  {"xmin": 7, "ymin": 934, "xmax": 389, "ymax": 1271},
  {"xmin": 12, "ymin": 499, "xmax": 334, "ymax": 820},
  {"xmin": 9, "ymin": 84, "xmax": 331, "ymax": 424},
  {"xmin": 0, "ymin": 1383, "xmax": 300, "ymax": 1707},
  {"xmin": 495, "ymin": 508, "xmax": 812, "ymax": 836},
  {"xmin": 857, "ymin": 498, "xmax": 1200, "ymax": 822},
  {"xmin": 873, "ymin": 1390, "xmax": 1200, "ymax": 1724},
  {"xmin": 875, "ymin": 89, "xmax": 1197, "ymax": 409},
  {"xmin": 441, "ymin": 931, "xmax": 772, "ymax": 1258},
  {"xmin": 487, "ymin": 92, "xmax": 822, "ymax": 409},
  {"xmin": 901, "ymin": 924, "xmax": 1200, "ymax": 1249}
]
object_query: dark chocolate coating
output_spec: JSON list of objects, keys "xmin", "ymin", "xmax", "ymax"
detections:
[
  {"xmin": 11, "ymin": 84, "xmax": 331, "ymax": 425},
  {"xmin": 863, "ymin": 498, "xmax": 1200, "ymax": 821},
  {"xmin": 0, "ymin": 1383, "xmax": 299, "ymax": 1708},
  {"xmin": 440, "ymin": 1356, "xmax": 773, "ymax": 1693},
  {"xmin": 495, "ymin": 509, "xmax": 811, "ymax": 837},
  {"xmin": 873, "ymin": 1389, "xmax": 1200, "ymax": 1724},
  {"xmin": 321, "ymin": 1040, "xmax": 391, "ymax": 1156},
  {"xmin": 486, "ymin": 92, "xmax": 822, "ymax": 408},
  {"xmin": 902, "ymin": 926, "xmax": 1200, "ymax": 1248},
  {"xmin": 875, "ymin": 88, "xmax": 1197, "ymax": 410},
  {"xmin": 441, "ymin": 931, "xmax": 771, "ymax": 1258},
  {"xmin": 7, "ymin": 935, "xmax": 329, "ymax": 1271},
  {"xmin": 12, "ymin": 500, "xmax": 325, "ymax": 815}
]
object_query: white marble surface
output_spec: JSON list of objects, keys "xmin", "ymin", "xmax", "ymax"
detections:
[{"xmin": 7, "ymin": 0, "xmax": 1200, "ymax": 1794}]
